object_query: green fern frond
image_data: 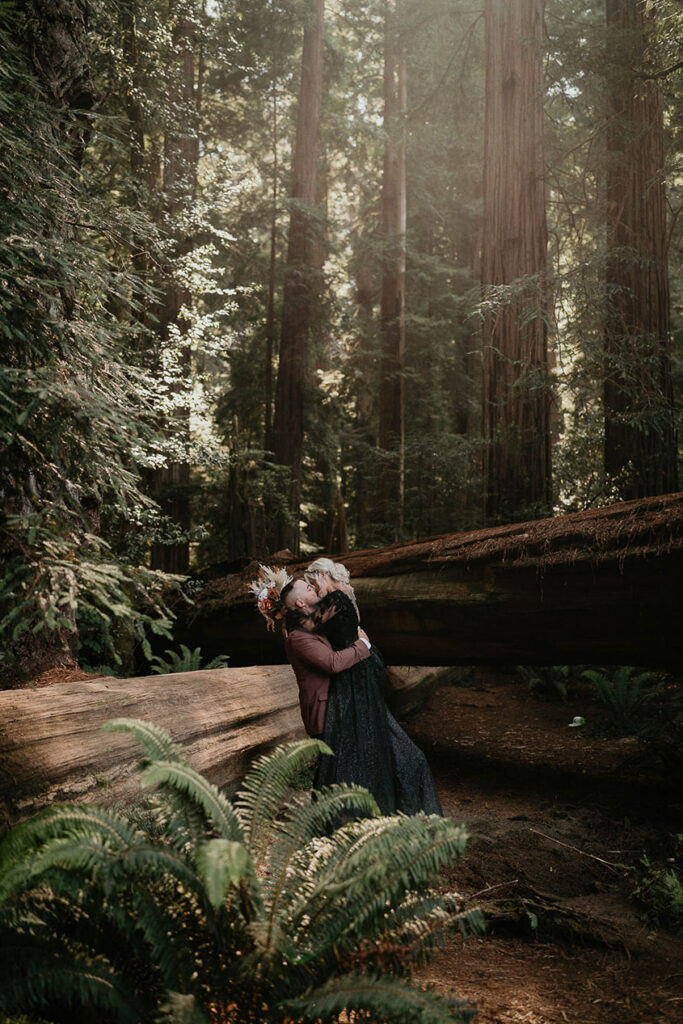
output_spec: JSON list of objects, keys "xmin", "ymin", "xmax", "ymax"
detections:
[
  {"xmin": 263, "ymin": 783, "xmax": 379, "ymax": 897},
  {"xmin": 156, "ymin": 989, "xmax": 210, "ymax": 1024},
  {"xmin": 282, "ymin": 972, "xmax": 476, "ymax": 1023},
  {"xmin": 24, "ymin": 833, "xmax": 209, "ymax": 914},
  {"xmin": 288, "ymin": 815, "xmax": 470, "ymax": 960},
  {"xmin": 235, "ymin": 739, "xmax": 332, "ymax": 850},
  {"xmin": 139, "ymin": 761, "xmax": 244, "ymax": 843},
  {"xmin": 203, "ymin": 654, "xmax": 230, "ymax": 670},
  {"xmin": 196, "ymin": 838, "xmax": 250, "ymax": 909},
  {"xmin": 150, "ymin": 645, "xmax": 202, "ymax": 674},
  {"xmin": 0, "ymin": 954, "xmax": 143, "ymax": 1024},
  {"xmin": 0, "ymin": 731, "xmax": 479, "ymax": 1023},
  {"xmin": 0, "ymin": 804, "xmax": 137, "ymax": 896},
  {"xmin": 367, "ymin": 891, "xmax": 484, "ymax": 966},
  {"xmin": 103, "ymin": 718, "xmax": 186, "ymax": 765},
  {"xmin": 123, "ymin": 890, "xmax": 191, "ymax": 992},
  {"xmin": 261, "ymin": 785, "xmax": 380, "ymax": 951},
  {"xmin": 28, "ymin": 834, "xmax": 122, "ymax": 881}
]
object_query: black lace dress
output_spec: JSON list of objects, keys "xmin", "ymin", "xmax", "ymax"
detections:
[{"xmin": 314, "ymin": 590, "xmax": 442, "ymax": 817}]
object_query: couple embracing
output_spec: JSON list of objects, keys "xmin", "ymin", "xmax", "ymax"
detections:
[{"xmin": 251, "ymin": 557, "xmax": 442, "ymax": 817}]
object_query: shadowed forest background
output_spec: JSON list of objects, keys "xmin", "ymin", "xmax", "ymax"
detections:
[{"xmin": 1, "ymin": 0, "xmax": 681, "ymax": 681}]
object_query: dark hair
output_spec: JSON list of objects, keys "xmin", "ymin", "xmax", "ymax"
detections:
[
  {"xmin": 284, "ymin": 606, "xmax": 309, "ymax": 633},
  {"xmin": 280, "ymin": 580, "xmax": 295, "ymax": 606}
]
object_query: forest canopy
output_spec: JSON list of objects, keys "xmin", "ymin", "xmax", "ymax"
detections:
[{"xmin": 1, "ymin": 0, "xmax": 681, "ymax": 680}]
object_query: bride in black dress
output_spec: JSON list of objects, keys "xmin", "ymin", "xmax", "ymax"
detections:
[{"xmin": 305, "ymin": 558, "xmax": 442, "ymax": 817}]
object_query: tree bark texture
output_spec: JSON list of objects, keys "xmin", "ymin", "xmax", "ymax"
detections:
[
  {"xmin": 481, "ymin": 0, "xmax": 551, "ymax": 522},
  {"xmin": 264, "ymin": 84, "xmax": 280, "ymax": 454},
  {"xmin": 377, "ymin": 1, "xmax": 407, "ymax": 534},
  {"xmin": 604, "ymin": 0, "xmax": 677, "ymax": 499},
  {"xmin": 0, "ymin": 667, "xmax": 303, "ymax": 833},
  {"xmin": 272, "ymin": 0, "xmax": 325, "ymax": 555},
  {"xmin": 26, "ymin": 0, "xmax": 96, "ymax": 161},
  {"xmin": 0, "ymin": 665, "xmax": 438, "ymax": 831},
  {"xmin": 181, "ymin": 492, "xmax": 683, "ymax": 670}
]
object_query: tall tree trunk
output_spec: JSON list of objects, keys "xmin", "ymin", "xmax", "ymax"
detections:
[
  {"xmin": 481, "ymin": 0, "xmax": 551, "ymax": 523},
  {"xmin": 264, "ymin": 83, "xmax": 279, "ymax": 455},
  {"xmin": 604, "ymin": 0, "xmax": 677, "ymax": 498},
  {"xmin": 150, "ymin": 1, "xmax": 200, "ymax": 573},
  {"xmin": 378, "ymin": 1, "xmax": 407, "ymax": 539},
  {"xmin": 272, "ymin": 0, "xmax": 325, "ymax": 556},
  {"xmin": 347, "ymin": 197, "xmax": 376, "ymax": 545},
  {"xmin": 121, "ymin": 3, "xmax": 159, "ymax": 332}
]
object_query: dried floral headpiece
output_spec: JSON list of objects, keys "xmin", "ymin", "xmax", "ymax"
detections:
[{"xmin": 249, "ymin": 564, "xmax": 293, "ymax": 630}]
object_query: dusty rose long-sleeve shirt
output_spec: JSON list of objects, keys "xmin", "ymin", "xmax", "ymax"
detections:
[{"xmin": 285, "ymin": 629, "xmax": 370, "ymax": 736}]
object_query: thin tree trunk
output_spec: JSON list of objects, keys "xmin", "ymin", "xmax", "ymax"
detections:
[
  {"xmin": 378, "ymin": 0, "xmax": 406, "ymax": 538},
  {"xmin": 272, "ymin": 0, "xmax": 325, "ymax": 556},
  {"xmin": 481, "ymin": 0, "xmax": 551, "ymax": 523},
  {"xmin": 604, "ymin": 0, "xmax": 677, "ymax": 498},
  {"xmin": 264, "ymin": 83, "xmax": 279, "ymax": 454}
]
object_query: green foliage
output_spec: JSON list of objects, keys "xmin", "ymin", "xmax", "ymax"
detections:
[
  {"xmin": 0, "ymin": 11, "xmax": 182, "ymax": 677},
  {"xmin": 515, "ymin": 665, "xmax": 572, "ymax": 701},
  {"xmin": 0, "ymin": 719, "xmax": 482, "ymax": 1024},
  {"xmin": 581, "ymin": 666, "xmax": 664, "ymax": 734},
  {"xmin": 149, "ymin": 645, "xmax": 230, "ymax": 674},
  {"xmin": 633, "ymin": 841, "xmax": 683, "ymax": 935},
  {"xmin": 0, "ymin": 508, "xmax": 179, "ymax": 678},
  {"xmin": 632, "ymin": 679, "xmax": 683, "ymax": 784}
]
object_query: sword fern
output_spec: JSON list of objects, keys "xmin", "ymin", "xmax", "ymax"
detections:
[{"xmin": 0, "ymin": 720, "xmax": 481, "ymax": 1023}]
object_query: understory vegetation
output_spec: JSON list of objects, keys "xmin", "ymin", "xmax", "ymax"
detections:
[
  {"xmin": 1, "ymin": 0, "xmax": 682, "ymax": 677},
  {"xmin": 0, "ymin": 722, "xmax": 483, "ymax": 1023}
]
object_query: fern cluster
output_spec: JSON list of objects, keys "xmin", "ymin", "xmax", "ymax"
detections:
[
  {"xmin": 0, "ymin": 720, "xmax": 482, "ymax": 1023},
  {"xmin": 581, "ymin": 666, "xmax": 664, "ymax": 733},
  {"xmin": 149, "ymin": 646, "xmax": 230, "ymax": 674}
]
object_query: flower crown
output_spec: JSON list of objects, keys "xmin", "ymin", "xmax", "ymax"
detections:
[{"xmin": 249, "ymin": 564, "xmax": 293, "ymax": 630}]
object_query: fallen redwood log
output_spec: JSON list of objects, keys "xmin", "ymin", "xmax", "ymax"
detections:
[
  {"xmin": 0, "ymin": 665, "xmax": 438, "ymax": 831},
  {"xmin": 179, "ymin": 492, "xmax": 683, "ymax": 668},
  {"xmin": 0, "ymin": 666, "xmax": 303, "ymax": 832}
]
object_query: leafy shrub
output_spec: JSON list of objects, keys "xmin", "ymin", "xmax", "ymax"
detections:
[
  {"xmin": 515, "ymin": 665, "xmax": 572, "ymax": 701},
  {"xmin": 0, "ymin": 16, "xmax": 178, "ymax": 682},
  {"xmin": 581, "ymin": 666, "xmax": 664, "ymax": 733},
  {"xmin": 149, "ymin": 645, "xmax": 230, "ymax": 674},
  {"xmin": 627, "ymin": 678, "xmax": 683, "ymax": 782},
  {"xmin": 632, "ymin": 844, "xmax": 683, "ymax": 935},
  {"xmin": 0, "ymin": 720, "xmax": 482, "ymax": 1023}
]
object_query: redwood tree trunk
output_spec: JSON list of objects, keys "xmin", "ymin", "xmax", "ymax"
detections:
[
  {"xmin": 272, "ymin": 0, "xmax": 325, "ymax": 556},
  {"xmin": 264, "ymin": 84, "xmax": 279, "ymax": 455},
  {"xmin": 604, "ymin": 0, "xmax": 677, "ymax": 498},
  {"xmin": 377, "ymin": 1, "xmax": 407, "ymax": 538},
  {"xmin": 481, "ymin": 0, "xmax": 551, "ymax": 523}
]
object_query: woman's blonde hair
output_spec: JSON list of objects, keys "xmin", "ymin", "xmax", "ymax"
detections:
[{"xmin": 305, "ymin": 557, "xmax": 356, "ymax": 601}]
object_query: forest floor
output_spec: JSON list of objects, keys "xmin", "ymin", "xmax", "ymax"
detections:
[
  {"xmin": 20, "ymin": 665, "xmax": 683, "ymax": 1023},
  {"xmin": 405, "ymin": 675, "xmax": 683, "ymax": 1024}
]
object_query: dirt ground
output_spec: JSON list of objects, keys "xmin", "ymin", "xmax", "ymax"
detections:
[
  {"xmin": 18, "ymin": 666, "xmax": 683, "ymax": 1023},
  {"xmin": 405, "ymin": 677, "xmax": 683, "ymax": 1024}
]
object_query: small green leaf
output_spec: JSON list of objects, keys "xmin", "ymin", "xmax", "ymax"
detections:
[{"xmin": 196, "ymin": 838, "xmax": 250, "ymax": 908}]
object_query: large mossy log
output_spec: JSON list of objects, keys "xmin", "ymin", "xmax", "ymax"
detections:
[
  {"xmin": 180, "ymin": 493, "xmax": 683, "ymax": 668},
  {"xmin": 0, "ymin": 667, "xmax": 304, "ymax": 831}
]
